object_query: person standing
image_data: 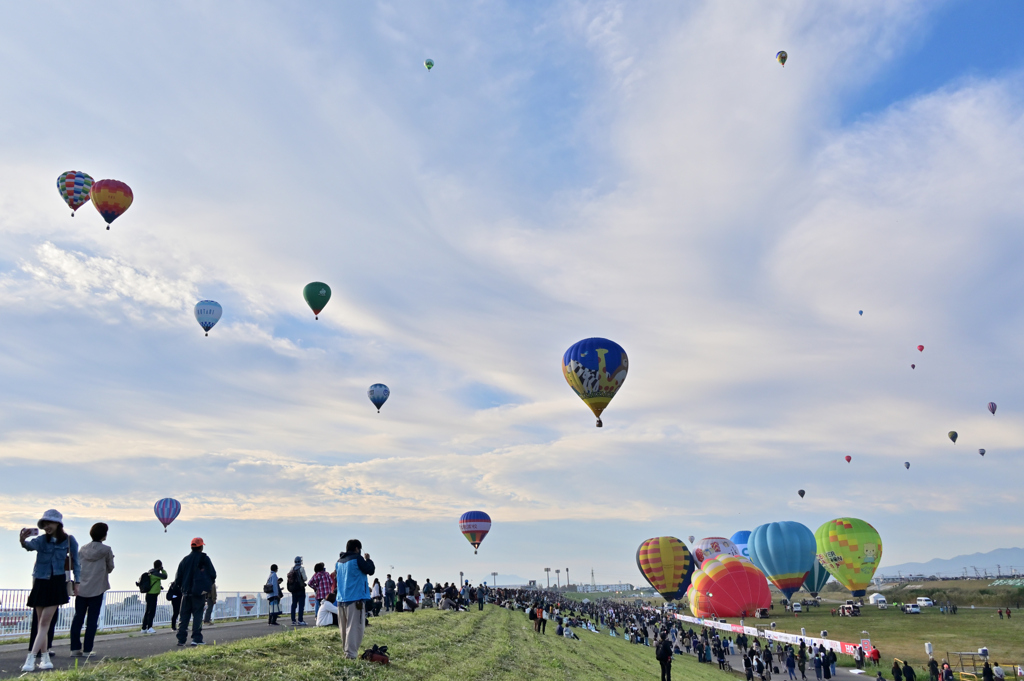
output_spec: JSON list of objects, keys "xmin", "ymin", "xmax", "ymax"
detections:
[
  {"xmin": 813, "ymin": 653, "xmax": 823, "ymax": 681},
  {"xmin": 167, "ymin": 580, "xmax": 183, "ymax": 630},
  {"xmin": 893, "ymin": 660, "xmax": 904, "ymax": 681},
  {"xmin": 928, "ymin": 658, "xmax": 940, "ymax": 681},
  {"xmin": 173, "ymin": 537, "xmax": 216, "ymax": 647},
  {"xmin": 828, "ymin": 648, "xmax": 838, "ymax": 678},
  {"xmin": 370, "ymin": 578, "xmax": 383, "ymax": 616},
  {"xmin": 336, "ymin": 539, "xmax": 375, "ymax": 659},
  {"xmin": 141, "ymin": 559, "xmax": 167, "ymax": 633},
  {"xmin": 266, "ymin": 564, "xmax": 283, "ymax": 625},
  {"xmin": 19, "ymin": 509, "xmax": 80, "ymax": 672},
  {"xmin": 657, "ymin": 631, "xmax": 673, "ymax": 681},
  {"xmin": 203, "ymin": 582, "xmax": 217, "ymax": 626},
  {"xmin": 396, "ymin": 576, "xmax": 407, "ymax": 612},
  {"xmin": 288, "ymin": 557, "xmax": 308, "ymax": 626},
  {"xmin": 384, "ymin": 574, "xmax": 396, "ymax": 612},
  {"xmin": 477, "ymin": 583, "xmax": 486, "ymax": 611},
  {"xmin": 308, "ymin": 563, "xmax": 334, "ymax": 619},
  {"xmin": 70, "ymin": 522, "xmax": 113, "ymax": 658},
  {"xmin": 904, "ymin": 660, "xmax": 918, "ymax": 681}
]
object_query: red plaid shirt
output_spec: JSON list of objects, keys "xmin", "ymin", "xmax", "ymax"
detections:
[{"xmin": 308, "ymin": 571, "xmax": 335, "ymax": 600}]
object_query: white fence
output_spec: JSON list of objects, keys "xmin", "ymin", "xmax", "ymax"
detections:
[{"xmin": 0, "ymin": 589, "xmax": 318, "ymax": 640}]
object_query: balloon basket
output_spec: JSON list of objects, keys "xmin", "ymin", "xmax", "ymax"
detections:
[
  {"xmin": 596, "ymin": 418, "xmax": 603, "ymax": 428},
  {"xmin": 106, "ymin": 225, "xmax": 110, "ymax": 230},
  {"xmin": 205, "ymin": 332, "xmax": 208, "ymax": 337}
]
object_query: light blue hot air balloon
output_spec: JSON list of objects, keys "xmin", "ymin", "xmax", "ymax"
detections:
[
  {"xmin": 194, "ymin": 300, "xmax": 222, "ymax": 336},
  {"xmin": 368, "ymin": 384, "xmax": 390, "ymax": 412},
  {"xmin": 730, "ymin": 530, "xmax": 751, "ymax": 559},
  {"xmin": 804, "ymin": 556, "xmax": 831, "ymax": 598},
  {"xmin": 748, "ymin": 521, "xmax": 816, "ymax": 600}
]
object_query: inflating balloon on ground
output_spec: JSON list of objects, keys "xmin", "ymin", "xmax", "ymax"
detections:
[
  {"xmin": 689, "ymin": 555, "xmax": 771, "ymax": 618},
  {"xmin": 636, "ymin": 536, "xmax": 695, "ymax": 601},
  {"xmin": 814, "ymin": 518, "xmax": 882, "ymax": 596},
  {"xmin": 748, "ymin": 521, "xmax": 816, "ymax": 600}
]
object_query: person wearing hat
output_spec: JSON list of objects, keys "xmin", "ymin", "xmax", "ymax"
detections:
[
  {"xmin": 173, "ymin": 537, "xmax": 216, "ymax": 647},
  {"xmin": 18, "ymin": 509, "xmax": 81, "ymax": 672},
  {"xmin": 287, "ymin": 556, "xmax": 308, "ymax": 626}
]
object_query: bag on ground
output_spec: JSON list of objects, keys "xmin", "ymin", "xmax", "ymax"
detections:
[{"xmin": 360, "ymin": 644, "xmax": 390, "ymax": 665}]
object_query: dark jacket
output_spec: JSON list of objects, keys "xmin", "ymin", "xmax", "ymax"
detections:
[{"xmin": 174, "ymin": 549, "xmax": 216, "ymax": 596}]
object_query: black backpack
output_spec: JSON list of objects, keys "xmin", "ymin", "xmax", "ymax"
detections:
[{"xmin": 137, "ymin": 572, "xmax": 152, "ymax": 593}]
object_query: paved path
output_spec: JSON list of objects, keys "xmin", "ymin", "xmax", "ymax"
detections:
[{"xmin": 0, "ymin": 617, "xmax": 313, "ymax": 677}]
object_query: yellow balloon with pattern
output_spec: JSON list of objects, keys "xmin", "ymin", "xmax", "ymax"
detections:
[{"xmin": 814, "ymin": 518, "xmax": 882, "ymax": 596}]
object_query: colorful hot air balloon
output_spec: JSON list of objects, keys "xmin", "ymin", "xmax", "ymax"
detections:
[
  {"xmin": 459, "ymin": 511, "xmax": 491, "ymax": 554},
  {"xmin": 845, "ymin": 455, "xmax": 852, "ymax": 463},
  {"xmin": 814, "ymin": 518, "xmax": 882, "ymax": 596},
  {"xmin": 154, "ymin": 498, "xmax": 181, "ymax": 532},
  {"xmin": 692, "ymin": 537, "xmax": 740, "ymax": 567},
  {"xmin": 57, "ymin": 171, "xmax": 94, "ymax": 216},
  {"xmin": 730, "ymin": 531, "xmax": 751, "ymax": 559},
  {"xmin": 194, "ymin": 300, "xmax": 222, "ymax": 336},
  {"xmin": 948, "ymin": 431, "xmax": 958, "ymax": 443},
  {"xmin": 776, "ymin": 51, "xmax": 787, "ymax": 67},
  {"xmin": 89, "ymin": 179, "xmax": 133, "ymax": 229},
  {"xmin": 424, "ymin": 59, "xmax": 434, "ymax": 70},
  {"xmin": 688, "ymin": 535, "xmax": 695, "ymax": 544},
  {"xmin": 302, "ymin": 282, "xmax": 331, "ymax": 319},
  {"xmin": 689, "ymin": 556, "xmax": 771, "ymax": 618},
  {"xmin": 904, "ymin": 462, "xmax": 910, "ymax": 469},
  {"xmin": 367, "ymin": 384, "xmax": 390, "ymax": 412},
  {"xmin": 804, "ymin": 557, "xmax": 830, "ymax": 597},
  {"xmin": 562, "ymin": 338, "xmax": 628, "ymax": 427},
  {"xmin": 798, "ymin": 490, "xmax": 805, "ymax": 498},
  {"xmin": 917, "ymin": 345, "xmax": 924, "ymax": 352},
  {"xmin": 979, "ymin": 448, "xmax": 985, "ymax": 456},
  {"xmin": 636, "ymin": 537, "xmax": 695, "ymax": 601},
  {"xmin": 988, "ymin": 402, "xmax": 997, "ymax": 415},
  {"xmin": 748, "ymin": 521, "xmax": 816, "ymax": 600}
]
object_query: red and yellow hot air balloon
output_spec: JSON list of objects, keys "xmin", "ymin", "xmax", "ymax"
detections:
[
  {"xmin": 90, "ymin": 179, "xmax": 133, "ymax": 229},
  {"xmin": 689, "ymin": 555, "xmax": 771, "ymax": 618},
  {"xmin": 636, "ymin": 537, "xmax": 695, "ymax": 601}
]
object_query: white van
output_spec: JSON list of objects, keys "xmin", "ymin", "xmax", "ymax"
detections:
[
  {"xmin": 792, "ymin": 603, "xmax": 802, "ymax": 613},
  {"xmin": 916, "ymin": 597, "xmax": 934, "ymax": 607}
]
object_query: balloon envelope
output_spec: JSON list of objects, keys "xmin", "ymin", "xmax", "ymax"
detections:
[
  {"xmin": 57, "ymin": 171, "xmax": 94, "ymax": 214},
  {"xmin": 917, "ymin": 345, "xmax": 924, "ymax": 352},
  {"xmin": 911, "ymin": 364, "xmax": 915, "ymax": 369},
  {"xmin": 814, "ymin": 518, "xmax": 882, "ymax": 596},
  {"xmin": 459, "ymin": 511, "xmax": 491, "ymax": 552},
  {"xmin": 988, "ymin": 402, "xmax": 997, "ymax": 415},
  {"xmin": 729, "ymin": 531, "xmax": 751, "ymax": 559},
  {"xmin": 194, "ymin": 301, "xmax": 222, "ymax": 335},
  {"xmin": 798, "ymin": 490, "xmax": 805, "ymax": 498},
  {"xmin": 562, "ymin": 337, "xmax": 628, "ymax": 427},
  {"xmin": 90, "ymin": 179, "xmax": 133, "ymax": 228},
  {"xmin": 845, "ymin": 455, "xmax": 852, "ymax": 463},
  {"xmin": 979, "ymin": 449, "xmax": 985, "ymax": 456},
  {"xmin": 858, "ymin": 310, "xmax": 863, "ymax": 316},
  {"xmin": 302, "ymin": 282, "xmax": 331, "ymax": 318},
  {"xmin": 804, "ymin": 557, "xmax": 830, "ymax": 597},
  {"xmin": 154, "ymin": 498, "xmax": 181, "ymax": 532},
  {"xmin": 367, "ymin": 383, "xmax": 390, "ymax": 412},
  {"xmin": 693, "ymin": 537, "xmax": 740, "ymax": 567},
  {"xmin": 948, "ymin": 431, "xmax": 958, "ymax": 443},
  {"xmin": 424, "ymin": 59, "xmax": 434, "ymax": 70},
  {"xmin": 636, "ymin": 536, "xmax": 695, "ymax": 601},
  {"xmin": 689, "ymin": 556, "xmax": 771, "ymax": 618},
  {"xmin": 688, "ymin": 535, "xmax": 695, "ymax": 544},
  {"xmin": 904, "ymin": 462, "xmax": 910, "ymax": 469},
  {"xmin": 776, "ymin": 51, "xmax": 787, "ymax": 66},
  {"xmin": 748, "ymin": 521, "xmax": 816, "ymax": 600}
]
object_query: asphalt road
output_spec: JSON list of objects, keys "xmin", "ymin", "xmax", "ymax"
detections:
[{"xmin": 0, "ymin": 617, "xmax": 308, "ymax": 677}]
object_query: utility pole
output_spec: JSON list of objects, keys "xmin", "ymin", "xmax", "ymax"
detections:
[
  {"xmin": 545, "ymin": 567, "xmax": 551, "ymax": 588},
  {"xmin": 491, "ymin": 571, "xmax": 498, "ymax": 587},
  {"xmin": 556, "ymin": 569, "xmax": 561, "ymax": 588},
  {"xmin": 997, "ymin": 565, "xmax": 1002, "ymax": 577},
  {"xmin": 566, "ymin": 568, "xmax": 570, "ymax": 587},
  {"xmin": 591, "ymin": 568, "xmax": 596, "ymax": 587}
]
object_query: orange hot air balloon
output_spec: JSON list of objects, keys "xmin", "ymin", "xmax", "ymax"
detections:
[
  {"xmin": 689, "ymin": 555, "xmax": 771, "ymax": 618},
  {"xmin": 636, "ymin": 537, "xmax": 695, "ymax": 601},
  {"xmin": 90, "ymin": 179, "xmax": 133, "ymax": 229}
]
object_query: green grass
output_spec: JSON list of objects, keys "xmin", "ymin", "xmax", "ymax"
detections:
[{"xmin": 45, "ymin": 606, "xmax": 728, "ymax": 681}]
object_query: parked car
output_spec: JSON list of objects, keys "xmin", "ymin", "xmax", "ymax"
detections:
[
  {"xmin": 903, "ymin": 604, "xmax": 921, "ymax": 614},
  {"xmin": 916, "ymin": 597, "xmax": 934, "ymax": 607},
  {"xmin": 792, "ymin": 603, "xmax": 802, "ymax": 613},
  {"xmin": 839, "ymin": 604, "xmax": 861, "ymax": 617}
]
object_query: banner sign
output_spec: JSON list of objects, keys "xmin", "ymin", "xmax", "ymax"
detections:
[{"xmin": 672, "ymin": 613, "xmax": 859, "ymax": 657}]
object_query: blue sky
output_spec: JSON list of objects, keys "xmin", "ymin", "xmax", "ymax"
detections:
[{"xmin": 1, "ymin": 0, "xmax": 1024, "ymax": 591}]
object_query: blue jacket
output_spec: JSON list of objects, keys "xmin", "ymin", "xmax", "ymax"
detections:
[
  {"xmin": 23, "ymin": 534, "xmax": 80, "ymax": 582},
  {"xmin": 336, "ymin": 552, "xmax": 375, "ymax": 604}
]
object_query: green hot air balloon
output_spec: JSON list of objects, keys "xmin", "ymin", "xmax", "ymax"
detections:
[
  {"xmin": 424, "ymin": 59, "xmax": 434, "ymax": 71},
  {"xmin": 303, "ymin": 282, "xmax": 332, "ymax": 320},
  {"xmin": 948, "ymin": 431, "xmax": 958, "ymax": 444}
]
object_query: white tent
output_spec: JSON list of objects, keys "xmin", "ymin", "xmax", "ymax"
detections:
[{"xmin": 868, "ymin": 593, "xmax": 887, "ymax": 604}]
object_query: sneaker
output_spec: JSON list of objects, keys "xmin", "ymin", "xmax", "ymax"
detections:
[
  {"xmin": 71, "ymin": 650, "xmax": 84, "ymax": 657},
  {"xmin": 177, "ymin": 642, "xmax": 186, "ymax": 647},
  {"xmin": 298, "ymin": 621, "xmax": 307, "ymax": 626},
  {"xmin": 148, "ymin": 628, "xmax": 156, "ymax": 634},
  {"xmin": 84, "ymin": 651, "xmax": 96, "ymax": 658},
  {"xmin": 38, "ymin": 654, "xmax": 54, "ymax": 670},
  {"xmin": 21, "ymin": 654, "xmax": 36, "ymax": 672},
  {"xmin": 190, "ymin": 641, "xmax": 206, "ymax": 646}
]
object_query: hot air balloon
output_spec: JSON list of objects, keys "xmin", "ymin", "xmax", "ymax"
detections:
[
  {"xmin": 562, "ymin": 338, "xmax": 628, "ymax": 427},
  {"xmin": 367, "ymin": 384, "xmax": 390, "ymax": 412},
  {"xmin": 814, "ymin": 518, "xmax": 882, "ymax": 596},
  {"xmin": 57, "ymin": 171, "xmax": 94, "ymax": 216},
  {"xmin": 979, "ymin": 449, "xmax": 985, "ymax": 456},
  {"xmin": 904, "ymin": 462, "xmax": 910, "ymax": 469},
  {"xmin": 302, "ymin": 282, "xmax": 331, "ymax": 319},
  {"xmin": 911, "ymin": 364, "xmax": 915, "ymax": 369},
  {"xmin": 798, "ymin": 490, "xmax": 805, "ymax": 498},
  {"xmin": 89, "ymin": 179, "xmax": 133, "ymax": 229},
  {"xmin": 845, "ymin": 455, "xmax": 852, "ymax": 463},
  {"xmin": 689, "ymin": 556, "xmax": 771, "ymax": 618},
  {"xmin": 194, "ymin": 300, "xmax": 222, "ymax": 336},
  {"xmin": 948, "ymin": 431, "xmax": 957, "ymax": 444},
  {"xmin": 154, "ymin": 498, "xmax": 181, "ymax": 532},
  {"xmin": 858, "ymin": 310, "xmax": 863, "ymax": 316},
  {"xmin": 692, "ymin": 537, "xmax": 740, "ymax": 568},
  {"xmin": 688, "ymin": 535, "xmax": 695, "ymax": 544},
  {"xmin": 917, "ymin": 345, "xmax": 924, "ymax": 352},
  {"xmin": 730, "ymin": 531, "xmax": 751, "ymax": 559},
  {"xmin": 459, "ymin": 511, "xmax": 491, "ymax": 554},
  {"xmin": 636, "ymin": 537, "xmax": 695, "ymax": 601},
  {"xmin": 804, "ymin": 557, "xmax": 830, "ymax": 598},
  {"xmin": 748, "ymin": 521, "xmax": 816, "ymax": 600},
  {"xmin": 988, "ymin": 402, "xmax": 997, "ymax": 415},
  {"xmin": 776, "ymin": 51, "xmax": 787, "ymax": 67},
  {"xmin": 424, "ymin": 59, "xmax": 434, "ymax": 70}
]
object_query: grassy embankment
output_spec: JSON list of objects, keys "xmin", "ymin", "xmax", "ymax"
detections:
[{"xmin": 45, "ymin": 605, "xmax": 732, "ymax": 681}]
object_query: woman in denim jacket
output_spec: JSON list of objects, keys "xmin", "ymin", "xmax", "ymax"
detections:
[{"xmin": 18, "ymin": 509, "xmax": 80, "ymax": 672}]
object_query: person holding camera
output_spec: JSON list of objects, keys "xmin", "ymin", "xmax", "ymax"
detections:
[
  {"xmin": 173, "ymin": 537, "xmax": 216, "ymax": 646},
  {"xmin": 335, "ymin": 539, "xmax": 374, "ymax": 659}
]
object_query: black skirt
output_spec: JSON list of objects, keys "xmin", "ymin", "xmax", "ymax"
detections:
[{"xmin": 27, "ymin": 575, "xmax": 70, "ymax": 608}]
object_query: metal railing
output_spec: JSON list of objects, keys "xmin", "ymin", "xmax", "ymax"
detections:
[{"xmin": 0, "ymin": 589, "xmax": 318, "ymax": 640}]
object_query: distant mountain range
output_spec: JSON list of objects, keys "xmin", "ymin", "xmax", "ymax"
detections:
[{"xmin": 877, "ymin": 548, "xmax": 1024, "ymax": 578}]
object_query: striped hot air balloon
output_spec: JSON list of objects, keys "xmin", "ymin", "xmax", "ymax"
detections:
[
  {"xmin": 459, "ymin": 511, "xmax": 491, "ymax": 554},
  {"xmin": 636, "ymin": 536, "xmax": 694, "ymax": 601},
  {"xmin": 89, "ymin": 179, "xmax": 133, "ymax": 229},
  {"xmin": 57, "ymin": 171, "xmax": 94, "ymax": 215},
  {"xmin": 689, "ymin": 555, "xmax": 771, "ymax": 618},
  {"xmin": 154, "ymin": 498, "xmax": 181, "ymax": 532}
]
